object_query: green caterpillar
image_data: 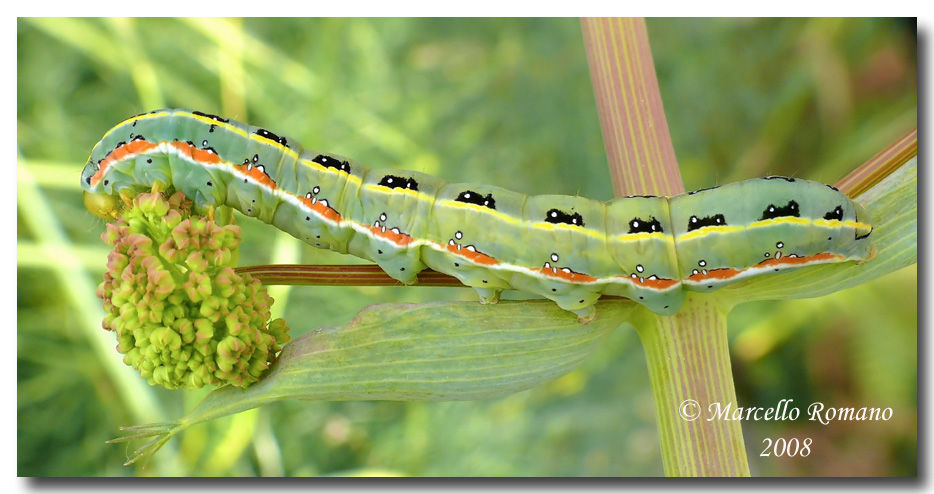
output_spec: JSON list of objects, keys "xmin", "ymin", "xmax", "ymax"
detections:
[{"xmin": 81, "ymin": 109, "xmax": 873, "ymax": 321}]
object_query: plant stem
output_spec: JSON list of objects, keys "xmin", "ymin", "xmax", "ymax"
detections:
[
  {"xmin": 582, "ymin": 17, "xmax": 749, "ymax": 476},
  {"xmin": 236, "ymin": 264, "xmax": 461, "ymax": 286},
  {"xmin": 581, "ymin": 17, "xmax": 684, "ymax": 196},
  {"xmin": 836, "ymin": 127, "xmax": 917, "ymax": 197},
  {"xmin": 633, "ymin": 295, "xmax": 749, "ymax": 476}
]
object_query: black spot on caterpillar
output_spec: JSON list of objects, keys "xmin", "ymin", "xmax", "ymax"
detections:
[
  {"xmin": 545, "ymin": 209, "xmax": 584, "ymax": 227},
  {"xmin": 192, "ymin": 111, "xmax": 230, "ymax": 123},
  {"xmin": 456, "ymin": 190, "xmax": 496, "ymax": 210},
  {"xmin": 687, "ymin": 213, "xmax": 727, "ymax": 232},
  {"xmin": 255, "ymin": 128, "xmax": 288, "ymax": 147},
  {"xmin": 312, "ymin": 154, "xmax": 352, "ymax": 173},
  {"xmin": 629, "ymin": 217, "xmax": 664, "ymax": 234},
  {"xmin": 760, "ymin": 200, "xmax": 800, "ymax": 221},
  {"xmin": 824, "ymin": 206, "xmax": 844, "ymax": 221},
  {"xmin": 379, "ymin": 175, "xmax": 419, "ymax": 191}
]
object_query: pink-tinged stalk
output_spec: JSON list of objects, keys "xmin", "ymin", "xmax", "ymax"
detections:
[
  {"xmin": 836, "ymin": 127, "xmax": 917, "ymax": 198},
  {"xmin": 582, "ymin": 17, "xmax": 748, "ymax": 477},
  {"xmin": 581, "ymin": 17, "xmax": 684, "ymax": 197},
  {"xmin": 237, "ymin": 264, "xmax": 462, "ymax": 287}
]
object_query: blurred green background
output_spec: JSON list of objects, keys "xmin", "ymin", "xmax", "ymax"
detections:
[{"xmin": 17, "ymin": 18, "xmax": 916, "ymax": 476}]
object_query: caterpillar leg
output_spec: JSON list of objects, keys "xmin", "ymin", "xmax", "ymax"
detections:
[
  {"xmin": 472, "ymin": 287, "xmax": 501, "ymax": 305},
  {"xmin": 373, "ymin": 249, "xmax": 426, "ymax": 285},
  {"xmin": 120, "ymin": 191, "xmax": 135, "ymax": 208},
  {"xmin": 420, "ymin": 248, "xmax": 510, "ymax": 300},
  {"xmin": 503, "ymin": 273, "xmax": 602, "ymax": 323},
  {"xmin": 554, "ymin": 291, "xmax": 601, "ymax": 324},
  {"xmin": 857, "ymin": 245, "xmax": 878, "ymax": 264},
  {"xmin": 572, "ymin": 305, "xmax": 597, "ymax": 324}
]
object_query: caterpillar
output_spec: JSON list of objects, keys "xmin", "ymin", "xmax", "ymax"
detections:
[{"xmin": 81, "ymin": 109, "xmax": 873, "ymax": 321}]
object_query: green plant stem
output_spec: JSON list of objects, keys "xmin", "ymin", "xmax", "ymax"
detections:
[
  {"xmin": 633, "ymin": 295, "xmax": 749, "ymax": 476},
  {"xmin": 582, "ymin": 17, "xmax": 747, "ymax": 476}
]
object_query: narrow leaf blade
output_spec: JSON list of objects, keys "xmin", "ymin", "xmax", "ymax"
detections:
[{"xmin": 149, "ymin": 299, "xmax": 639, "ymax": 438}]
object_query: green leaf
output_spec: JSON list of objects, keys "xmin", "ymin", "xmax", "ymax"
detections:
[{"xmin": 110, "ymin": 298, "xmax": 639, "ymax": 465}]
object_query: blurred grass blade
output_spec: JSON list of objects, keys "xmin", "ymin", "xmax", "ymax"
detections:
[
  {"xmin": 16, "ymin": 157, "xmax": 168, "ymax": 424},
  {"xmin": 582, "ymin": 17, "xmax": 683, "ymax": 196},
  {"xmin": 17, "ymin": 155, "xmax": 181, "ymax": 473},
  {"xmin": 110, "ymin": 299, "xmax": 638, "ymax": 465}
]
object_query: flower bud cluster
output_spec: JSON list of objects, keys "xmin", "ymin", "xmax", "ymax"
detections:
[{"xmin": 97, "ymin": 192, "xmax": 290, "ymax": 389}]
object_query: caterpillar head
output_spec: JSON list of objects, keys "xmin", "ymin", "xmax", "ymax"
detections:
[{"xmin": 83, "ymin": 191, "xmax": 124, "ymax": 221}]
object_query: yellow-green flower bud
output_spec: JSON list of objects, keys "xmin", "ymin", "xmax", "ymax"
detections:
[{"xmin": 97, "ymin": 191, "xmax": 290, "ymax": 389}]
